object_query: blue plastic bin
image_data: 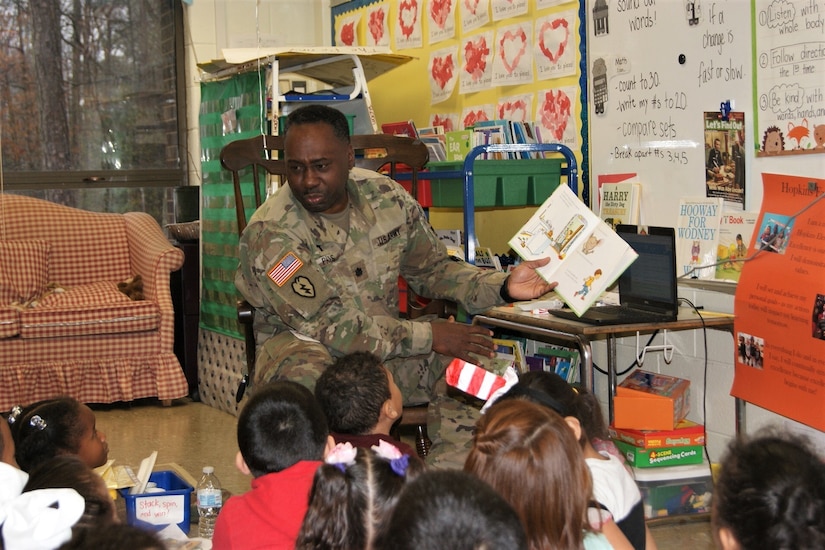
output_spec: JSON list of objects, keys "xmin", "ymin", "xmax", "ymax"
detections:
[{"xmin": 119, "ymin": 470, "xmax": 194, "ymax": 534}]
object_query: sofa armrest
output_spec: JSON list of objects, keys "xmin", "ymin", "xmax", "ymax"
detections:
[{"xmin": 124, "ymin": 212, "xmax": 185, "ymax": 355}]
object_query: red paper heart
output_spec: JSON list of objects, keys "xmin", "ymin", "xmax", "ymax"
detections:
[
  {"xmin": 368, "ymin": 9, "xmax": 385, "ymax": 43},
  {"xmin": 433, "ymin": 115, "xmax": 454, "ymax": 132},
  {"xmin": 399, "ymin": 0, "xmax": 418, "ymax": 38},
  {"xmin": 464, "ymin": 36, "xmax": 489, "ymax": 80},
  {"xmin": 464, "ymin": 0, "xmax": 481, "ymax": 14},
  {"xmin": 432, "ymin": 54, "xmax": 455, "ymax": 89},
  {"xmin": 340, "ymin": 22, "xmax": 355, "ymax": 46},
  {"xmin": 430, "ymin": 0, "xmax": 452, "ymax": 27},
  {"xmin": 540, "ymin": 90, "xmax": 571, "ymax": 141},
  {"xmin": 538, "ymin": 18, "xmax": 569, "ymax": 62},
  {"xmin": 499, "ymin": 28, "xmax": 527, "ymax": 74},
  {"xmin": 463, "ymin": 110, "xmax": 488, "ymax": 128},
  {"xmin": 499, "ymin": 100, "xmax": 527, "ymax": 121}
]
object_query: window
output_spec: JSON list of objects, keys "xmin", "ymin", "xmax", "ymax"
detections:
[{"xmin": 0, "ymin": 0, "xmax": 187, "ymax": 223}]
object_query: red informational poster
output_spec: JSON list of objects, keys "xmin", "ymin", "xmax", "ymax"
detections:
[{"xmin": 732, "ymin": 173, "xmax": 825, "ymax": 431}]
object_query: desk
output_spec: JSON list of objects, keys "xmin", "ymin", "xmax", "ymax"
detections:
[{"xmin": 473, "ymin": 306, "xmax": 736, "ymax": 427}]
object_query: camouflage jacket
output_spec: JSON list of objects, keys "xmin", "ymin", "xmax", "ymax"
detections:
[{"xmin": 235, "ymin": 167, "xmax": 508, "ymax": 360}]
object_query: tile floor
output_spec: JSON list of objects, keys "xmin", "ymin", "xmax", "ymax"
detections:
[{"xmin": 92, "ymin": 397, "xmax": 716, "ymax": 549}]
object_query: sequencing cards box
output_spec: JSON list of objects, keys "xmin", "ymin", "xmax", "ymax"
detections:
[
  {"xmin": 613, "ymin": 369, "xmax": 690, "ymax": 430},
  {"xmin": 609, "ymin": 419, "xmax": 706, "ymax": 449},
  {"xmin": 614, "ymin": 439, "xmax": 704, "ymax": 468}
]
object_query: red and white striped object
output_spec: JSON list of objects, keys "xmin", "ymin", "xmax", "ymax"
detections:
[{"xmin": 445, "ymin": 358, "xmax": 507, "ymax": 401}]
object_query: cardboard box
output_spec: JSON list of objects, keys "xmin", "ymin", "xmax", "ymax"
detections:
[
  {"xmin": 633, "ymin": 462, "xmax": 713, "ymax": 518},
  {"xmin": 609, "ymin": 419, "xmax": 706, "ymax": 449},
  {"xmin": 613, "ymin": 370, "xmax": 690, "ymax": 430},
  {"xmin": 119, "ymin": 470, "xmax": 194, "ymax": 534},
  {"xmin": 614, "ymin": 439, "xmax": 704, "ymax": 468}
]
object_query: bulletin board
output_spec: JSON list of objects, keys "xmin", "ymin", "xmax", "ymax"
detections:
[
  {"xmin": 585, "ymin": 0, "xmax": 823, "ymax": 224},
  {"xmin": 331, "ymin": 0, "xmax": 590, "ymax": 253}
]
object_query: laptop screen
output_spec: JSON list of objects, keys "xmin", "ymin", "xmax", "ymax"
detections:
[{"xmin": 615, "ymin": 225, "xmax": 678, "ymax": 314}]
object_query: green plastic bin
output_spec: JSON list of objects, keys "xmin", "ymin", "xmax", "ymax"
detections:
[{"xmin": 426, "ymin": 158, "xmax": 562, "ymax": 208}]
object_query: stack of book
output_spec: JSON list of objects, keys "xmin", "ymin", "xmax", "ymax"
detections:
[{"xmin": 609, "ymin": 420, "xmax": 714, "ymax": 518}]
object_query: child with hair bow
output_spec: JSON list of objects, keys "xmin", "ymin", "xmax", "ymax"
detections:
[{"xmin": 295, "ymin": 441, "xmax": 424, "ymax": 550}]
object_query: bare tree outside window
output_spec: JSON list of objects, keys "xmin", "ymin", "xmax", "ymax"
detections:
[{"xmin": 0, "ymin": 0, "xmax": 187, "ymax": 222}]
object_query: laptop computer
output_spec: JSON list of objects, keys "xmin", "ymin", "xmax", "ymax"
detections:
[{"xmin": 549, "ymin": 225, "xmax": 679, "ymax": 325}]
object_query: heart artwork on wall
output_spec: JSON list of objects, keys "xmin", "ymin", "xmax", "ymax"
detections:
[
  {"xmin": 499, "ymin": 28, "xmax": 527, "ymax": 74},
  {"xmin": 498, "ymin": 99, "xmax": 528, "ymax": 121},
  {"xmin": 538, "ymin": 18, "xmax": 569, "ymax": 63},
  {"xmin": 431, "ymin": 54, "xmax": 456, "ymax": 89},
  {"xmin": 430, "ymin": 0, "xmax": 453, "ymax": 28},
  {"xmin": 399, "ymin": 0, "xmax": 419, "ymax": 38},
  {"xmin": 432, "ymin": 114, "xmax": 454, "ymax": 132},
  {"xmin": 368, "ymin": 8, "xmax": 385, "ymax": 44},
  {"xmin": 464, "ymin": 0, "xmax": 482, "ymax": 14},
  {"xmin": 463, "ymin": 109, "xmax": 489, "ymax": 128},
  {"xmin": 339, "ymin": 22, "xmax": 355, "ymax": 46},
  {"xmin": 463, "ymin": 36, "xmax": 489, "ymax": 81},
  {"xmin": 540, "ymin": 89, "xmax": 571, "ymax": 141}
]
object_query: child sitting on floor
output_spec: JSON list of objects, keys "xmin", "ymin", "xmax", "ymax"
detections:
[
  {"xmin": 465, "ymin": 398, "xmax": 621, "ymax": 550},
  {"xmin": 211, "ymin": 381, "xmax": 335, "ymax": 549},
  {"xmin": 376, "ymin": 469, "xmax": 528, "ymax": 550},
  {"xmin": 8, "ymin": 397, "xmax": 109, "ymax": 472},
  {"xmin": 295, "ymin": 441, "xmax": 424, "ymax": 549},
  {"xmin": 498, "ymin": 371, "xmax": 654, "ymax": 549},
  {"xmin": 713, "ymin": 427, "xmax": 825, "ymax": 550},
  {"xmin": 314, "ymin": 351, "xmax": 421, "ymax": 461}
]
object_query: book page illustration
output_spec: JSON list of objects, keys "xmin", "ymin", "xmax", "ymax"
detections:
[{"xmin": 509, "ymin": 185, "xmax": 638, "ymax": 316}]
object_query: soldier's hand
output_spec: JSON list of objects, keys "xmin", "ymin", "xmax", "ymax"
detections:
[
  {"xmin": 506, "ymin": 257, "xmax": 557, "ymax": 300},
  {"xmin": 430, "ymin": 316, "xmax": 495, "ymax": 364}
]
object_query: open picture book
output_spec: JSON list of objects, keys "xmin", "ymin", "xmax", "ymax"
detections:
[{"xmin": 508, "ymin": 185, "xmax": 639, "ymax": 316}]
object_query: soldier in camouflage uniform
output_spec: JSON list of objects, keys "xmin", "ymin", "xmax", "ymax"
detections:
[{"xmin": 235, "ymin": 105, "xmax": 555, "ymax": 461}]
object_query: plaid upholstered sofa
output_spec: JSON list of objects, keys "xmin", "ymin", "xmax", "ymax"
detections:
[{"xmin": 0, "ymin": 194, "xmax": 189, "ymax": 409}]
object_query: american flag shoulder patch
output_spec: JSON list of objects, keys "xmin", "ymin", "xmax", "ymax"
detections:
[{"xmin": 268, "ymin": 252, "xmax": 304, "ymax": 287}]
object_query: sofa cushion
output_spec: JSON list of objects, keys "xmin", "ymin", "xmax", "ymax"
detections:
[
  {"xmin": 0, "ymin": 240, "xmax": 49, "ymax": 305},
  {"xmin": 36, "ymin": 281, "xmax": 131, "ymax": 308},
  {"xmin": 20, "ymin": 300, "xmax": 161, "ymax": 339},
  {"xmin": 0, "ymin": 307, "xmax": 20, "ymax": 338}
]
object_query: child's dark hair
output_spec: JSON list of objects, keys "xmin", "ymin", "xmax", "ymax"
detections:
[
  {"xmin": 714, "ymin": 427, "xmax": 825, "ymax": 550},
  {"xmin": 9, "ymin": 397, "xmax": 86, "ymax": 472},
  {"xmin": 23, "ymin": 455, "xmax": 116, "ymax": 530},
  {"xmin": 375, "ymin": 469, "xmax": 528, "ymax": 550},
  {"xmin": 296, "ymin": 445, "xmax": 424, "ymax": 549},
  {"xmin": 238, "ymin": 380, "xmax": 329, "ymax": 477},
  {"xmin": 315, "ymin": 352, "xmax": 390, "ymax": 434},
  {"xmin": 498, "ymin": 370, "xmax": 610, "ymax": 443}
]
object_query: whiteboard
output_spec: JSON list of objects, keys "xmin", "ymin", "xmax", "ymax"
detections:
[{"xmin": 585, "ymin": 0, "xmax": 823, "ymax": 225}]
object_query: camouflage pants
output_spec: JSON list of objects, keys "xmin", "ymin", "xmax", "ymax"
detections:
[
  {"xmin": 253, "ymin": 329, "xmax": 449, "ymax": 404},
  {"xmin": 252, "ymin": 330, "xmax": 481, "ymax": 468},
  {"xmin": 252, "ymin": 332, "xmax": 481, "ymax": 469}
]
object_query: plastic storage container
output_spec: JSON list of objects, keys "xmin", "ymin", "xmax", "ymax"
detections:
[
  {"xmin": 632, "ymin": 461, "xmax": 713, "ymax": 519},
  {"xmin": 119, "ymin": 470, "xmax": 194, "ymax": 534},
  {"xmin": 426, "ymin": 158, "xmax": 563, "ymax": 208}
]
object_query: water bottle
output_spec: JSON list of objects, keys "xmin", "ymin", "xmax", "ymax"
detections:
[{"xmin": 196, "ymin": 466, "xmax": 222, "ymax": 539}]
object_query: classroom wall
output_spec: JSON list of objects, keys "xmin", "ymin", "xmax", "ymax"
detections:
[
  {"xmin": 183, "ymin": 0, "xmax": 331, "ymax": 187},
  {"xmin": 332, "ymin": 0, "xmax": 588, "ymax": 252},
  {"xmin": 182, "ymin": 1, "xmax": 825, "ymax": 457},
  {"xmin": 584, "ymin": 0, "xmax": 825, "ymax": 458}
]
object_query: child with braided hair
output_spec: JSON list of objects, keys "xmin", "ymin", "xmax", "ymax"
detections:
[{"xmin": 295, "ymin": 440, "xmax": 424, "ymax": 550}]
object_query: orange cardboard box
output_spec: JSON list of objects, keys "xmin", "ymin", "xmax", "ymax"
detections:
[{"xmin": 613, "ymin": 369, "xmax": 690, "ymax": 430}]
